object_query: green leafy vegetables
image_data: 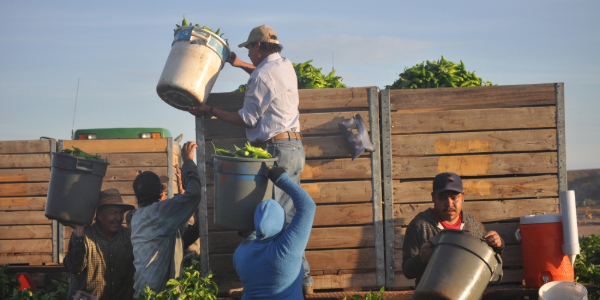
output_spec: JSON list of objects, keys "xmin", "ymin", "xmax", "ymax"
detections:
[
  {"xmin": 211, "ymin": 142, "xmax": 272, "ymax": 159},
  {"xmin": 386, "ymin": 56, "xmax": 496, "ymax": 89},
  {"xmin": 233, "ymin": 60, "xmax": 346, "ymax": 92},
  {"xmin": 174, "ymin": 14, "xmax": 224, "ymax": 38},
  {"xmin": 61, "ymin": 147, "xmax": 104, "ymax": 161},
  {"xmin": 1, "ymin": 264, "xmax": 69, "ymax": 300},
  {"xmin": 575, "ymin": 235, "xmax": 600, "ymax": 300},
  {"xmin": 135, "ymin": 259, "xmax": 218, "ymax": 300}
]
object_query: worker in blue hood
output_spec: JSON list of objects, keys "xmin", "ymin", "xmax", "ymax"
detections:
[{"xmin": 233, "ymin": 167, "xmax": 316, "ymax": 300}]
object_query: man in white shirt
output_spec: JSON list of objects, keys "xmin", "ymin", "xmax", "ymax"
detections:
[{"xmin": 188, "ymin": 24, "xmax": 313, "ymax": 294}]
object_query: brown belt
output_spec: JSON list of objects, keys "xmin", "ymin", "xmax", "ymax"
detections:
[
  {"xmin": 253, "ymin": 132, "xmax": 302, "ymax": 148},
  {"xmin": 271, "ymin": 131, "xmax": 302, "ymax": 141}
]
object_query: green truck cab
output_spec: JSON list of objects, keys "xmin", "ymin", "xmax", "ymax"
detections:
[{"xmin": 73, "ymin": 127, "xmax": 173, "ymax": 140}]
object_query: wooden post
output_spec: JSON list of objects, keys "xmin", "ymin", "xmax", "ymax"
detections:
[
  {"xmin": 368, "ymin": 88, "xmax": 385, "ymax": 287},
  {"xmin": 379, "ymin": 89, "xmax": 395, "ymax": 288},
  {"xmin": 196, "ymin": 116, "xmax": 210, "ymax": 276},
  {"xmin": 56, "ymin": 140, "xmax": 65, "ymax": 263},
  {"xmin": 167, "ymin": 137, "xmax": 174, "ymax": 199},
  {"xmin": 555, "ymin": 83, "xmax": 567, "ymax": 194}
]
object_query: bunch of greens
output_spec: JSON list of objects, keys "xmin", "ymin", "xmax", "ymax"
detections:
[
  {"xmin": 211, "ymin": 142, "xmax": 272, "ymax": 159},
  {"xmin": 575, "ymin": 235, "xmax": 600, "ymax": 300},
  {"xmin": 343, "ymin": 287, "xmax": 385, "ymax": 300},
  {"xmin": 233, "ymin": 60, "xmax": 346, "ymax": 92},
  {"xmin": 1, "ymin": 264, "xmax": 69, "ymax": 300},
  {"xmin": 294, "ymin": 60, "xmax": 346, "ymax": 89},
  {"xmin": 174, "ymin": 14, "xmax": 224, "ymax": 38},
  {"xmin": 386, "ymin": 56, "xmax": 496, "ymax": 89},
  {"xmin": 61, "ymin": 147, "xmax": 103, "ymax": 161},
  {"xmin": 135, "ymin": 259, "xmax": 218, "ymax": 300}
]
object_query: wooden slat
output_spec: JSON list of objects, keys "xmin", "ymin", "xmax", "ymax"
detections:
[
  {"xmin": 206, "ymin": 135, "xmax": 367, "ymax": 161},
  {"xmin": 208, "ymin": 226, "xmax": 375, "ymax": 254},
  {"xmin": 0, "ymin": 154, "xmax": 51, "ymax": 168},
  {"xmin": 0, "ymin": 140, "xmax": 51, "ymax": 154},
  {"xmin": 389, "ymin": 83, "xmax": 556, "ymax": 111},
  {"xmin": 303, "ymin": 181, "xmax": 372, "ymax": 204},
  {"xmin": 393, "ymin": 175, "xmax": 558, "ymax": 203},
  {"xmin": 306, "ymin": 248, "xmax": 376, "ymax": 271},
  {"xmin": 210, "ymin": 248, "xmax": 376, "ymax": 275},
  {"xmin": 0, "ymin": 239, "xmax": 53, "ymax": 254},
  {"xmin": 205, "ymin": 111, "xmax": 370, "ymax": 139},
  {"xmin": 393, "ymin": 129, "xmax": 557, "ymax": 156},
  {"xmin": 104, "ymin": 167, "xmax": 167, "ymax": 181},
  {"xmin": 0, "ymin": 182, "xmax": 48, "ymax": 197},
  {"xmin": 393, "ymin": 245, "xmax": 521, "ymax": 271},
  {"xmin": 101, "ymin": 181, "xmax": 135, "ymax": 195},
  {"xmin": 63, "ymin": 139, "xmax": 168, "ymax": 154},
  {"xmin": 206, "ymin": 180, "xmax": 373, "ymax": 208},
  {"xmin": 0, "ymin": 254, "xmax": 53, "ymax": 265},
  {"xmin": 301, "ymin": 158, "xmax": 372, "ymax": 181},
  {"xmin": 0, "ymin": 197, "xmax": 47, "ymax": 211},
  {"xmin": 0, "ymin": 211, "xmax": 51, "ymax": 225},
  {"xmin": 314, "ymin": 203, "xmax": 374, "ymax": 226},
  {"xmin": 392, "ymin": 269, "xmax": 523, "ymax": 289},
  {"xmin": 0, "ymin": 168, "xmax": 51, "ymax": 183},
  {"xmin": 312, "ymin": 272, "xmax": 378, "ymax": 290},
  {"xmin": 394, "ymin": 152, "xmax": 557, "ymax": 179},
  {"xmin": 101, "ymin": 153, "xmax": 167, "ymax": 167},
  {"xmin": 394, "ymin": 222, "xmax": 521, "ymax": 249},
  {"xmin": 390, "ymin": 106, "xmax": 556, "ymax": 134},
  {"xmin": 393, "ymin": 198, "xmax": 559, "ymax": 226},
  {"xmin": 0, "ymin": 225, "xmax": 52, "ymax": 239},
  {"xmin": 205, "ymin": 158, "xmax": 372, "ymax": 183},
  {"xmin": 205, "ymin": 87, "xmax": 372, "ymax": 111}
]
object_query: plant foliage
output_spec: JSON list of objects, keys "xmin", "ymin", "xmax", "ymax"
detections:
[
  {"xmin": 135, "ymin": 259, "xmax": 218, "ymax": 300},
  {"xmin": 386, "ymin": 56, "xmax": 496, "ymax": 89},
  {"xmin": 1, "ymin": 264, "xmax": 69, "ymax": 300},
  {"xmin": 343, "ymin": 286, "xmax": 385, "ymax": 300},
  {"xmin": 575, "ymin": 235, "xmax": 600, "ymax": 300}
]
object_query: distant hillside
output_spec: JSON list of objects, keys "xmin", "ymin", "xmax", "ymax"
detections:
[{"xmin": 568, "ymin": 169, "xmax": 600, "ymax": 205}]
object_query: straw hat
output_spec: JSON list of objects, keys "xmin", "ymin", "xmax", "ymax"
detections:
[{"xmin": 97, "ymin": 188, "xmax": 135, "ymax": 211}]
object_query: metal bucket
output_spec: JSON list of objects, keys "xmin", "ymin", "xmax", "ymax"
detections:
[
  {"xmin": 156, "ymin": 26, "xmax": 230, "ymax": 110},
  {"xmin": 414, "ymin": 229, "xmax": 503, "ymax": 300},
  {"xmin": 212, "ymin": 155, "xmax": 278, "ymax": 231},
  {"xmin": 44, "ymin": 153, "xmax": 109, "ymax": 225},
  {"xmin": 539, "ymin": 281, "xmax": 588, "ymax": 300}
]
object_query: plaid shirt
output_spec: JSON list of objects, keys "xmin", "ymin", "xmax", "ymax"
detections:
[{"xmin": 64, "ymin": 223, "xmax": 135, "ymax": 300}]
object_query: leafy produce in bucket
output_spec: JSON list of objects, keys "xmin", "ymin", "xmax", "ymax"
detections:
[
  {"xmin": 386, "ymin": 56, "xmax": 496, "ymax": 89},
  {"xmin": 211, "ymin": 142, "xmax": 272, "ymax": 159},
  {"xmin": 233, "ymin": 60, "xmax": 346, "ymax": 92},
  {"xmin": 61, "ymin": 147, "xmax": 104, "ymax": 161},
  {"xmin": 174, "ymin": 14, "xmax": 225, "ymax": 38}
]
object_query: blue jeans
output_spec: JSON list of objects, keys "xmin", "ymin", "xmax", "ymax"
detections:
[{"xmin": 264, "ymin": 138, "xmax": 313, "ymax": 286}]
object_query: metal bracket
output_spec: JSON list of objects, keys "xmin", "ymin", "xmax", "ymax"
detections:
[
  {"xmin": 167, "ymin": 137, "xmax": 174, "ymax": 199},
  {"xmin": 380, "ymin": 89, "xmax": 395, "ymax": 288},
  {"xmin": 195, "ymin": 116, "xmax": 210, "ymax": 277},
  {"xmin": 555, "ymin": 83, "xmax": 567, "ymax": 195},
  {"xmin": 55, "ymin": 140, "xmax": 65, "ymax": 263},
  {"xmin": 368, "ymin": 87, "xmax": 385, "ymax": 287}
]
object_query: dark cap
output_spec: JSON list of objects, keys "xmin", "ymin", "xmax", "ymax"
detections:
[
  {"xmin": 432, "ymin": 172, "xmax": 463, "ymax": 194},
  {"xmin": 133, "ymin": 171, "xmax": 162, "ymax": 205}
]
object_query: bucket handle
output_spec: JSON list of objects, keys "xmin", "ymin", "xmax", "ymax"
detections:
[
  {"xmin": 75, "ymin": 158, "xmax": 94, "ymax": 173},
  {"xmin": 488, "ymin": 254, "xmax": 503, "ymax": 285}
]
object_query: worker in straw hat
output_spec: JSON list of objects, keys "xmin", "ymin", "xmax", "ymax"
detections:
[
  {"xmin": 63, "ymin": 188, "xmax": 136, "ymax": 300},
  {"xmin": 188, "ymin": 24, "xmax": 313, "ymax": 294}
]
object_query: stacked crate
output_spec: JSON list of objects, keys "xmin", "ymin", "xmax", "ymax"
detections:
[
  {"xmin": 0, "ymin": 140, "xmax": 56, "ymax": 265},
  {"xmin": 200, "ymin": 87, "xmax": 386, "ymax": 292},
  {"xmin": 380, "ymin": 83, "xmax": 564, "ymax": 288}
]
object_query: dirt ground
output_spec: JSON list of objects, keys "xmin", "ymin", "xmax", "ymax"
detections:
[{"xmin": 578, "ymin": 206, "xmax": 600, "ymax": 236}]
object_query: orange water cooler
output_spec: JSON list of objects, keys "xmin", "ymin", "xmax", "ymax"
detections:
[{"xmin": 518, "ymin": 214, "xmax": 574, "ymax": 288}]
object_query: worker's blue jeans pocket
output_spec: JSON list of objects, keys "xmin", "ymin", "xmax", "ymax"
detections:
[{"xmin": 266, "ymin": 139, "xmax": 305, "ymax": 178}]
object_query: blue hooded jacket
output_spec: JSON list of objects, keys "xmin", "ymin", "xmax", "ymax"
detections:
[{"xmin": 233, "ymin": 173, "xmax": 316, "ymax": 300}]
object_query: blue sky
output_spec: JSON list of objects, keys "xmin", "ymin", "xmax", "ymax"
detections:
[{"xmin": 1, "ymin": 1, "xmax": 598, "ymax": 170}]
